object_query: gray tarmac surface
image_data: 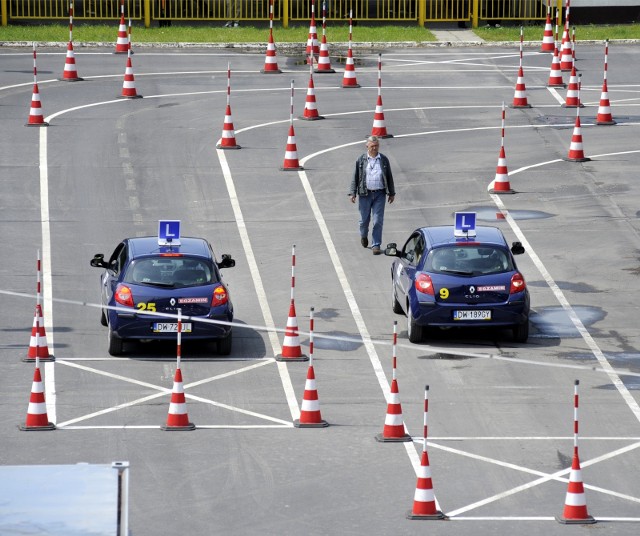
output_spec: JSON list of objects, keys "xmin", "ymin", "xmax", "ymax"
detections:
[{"xmin": 1, "ymin": 42, "xmax": 640, "ymax": 535}]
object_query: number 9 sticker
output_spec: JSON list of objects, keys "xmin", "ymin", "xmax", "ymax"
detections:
[{"xmin": 439, "ymin": 288, "xmax": 449, "ymax": 300}]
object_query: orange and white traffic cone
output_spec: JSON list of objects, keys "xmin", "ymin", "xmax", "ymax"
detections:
[
  {"xmin": 341, "ymin": 12, "xmax": 360, "ymax": 88},
  {"xmin": 26, "ymin": 82, "xmax": 48, "ymax": 127},
  {"xmin": 61, "ymin": 42, "xmax": 82, "ymax": 81},
  {"xmin": 559, "ymin": 24, "xmax": 573, "ymax": 71},
  {"xmin": 315, "ymin": 2, "xmax": 335, "ymax": 74},
  {"xmin": 119, "ymin": 49, "xmax": 142, "ymax": 99},
  {"xmin": 280, "ymin": 124, "xmax": 304, "ymax": 171},
  {"xmin": 547, "ymin": 45, "xmax": 565, "ymax": 88},
  {"xmin": 114, "ymin": 6, "xmax": 129, "ymax": 53},
  {"xmin": 407, "ymin": 385, "xmax": 445, "ymax": 520},
  {"xmin": 294, "ymin": 308, "xmax": 328, "ymax": 428},
  {"xmin": 596, "ymin": 40, "xmax": 615, "ymax": 125},
  {"xmin": 26, "ymin": 46, "xmax": 48, "ymax": 127},
  {"xmin": 300, "ymin": 57, "xmax": 323, "ymax": 121},
  {"xmin": 371, "ymin": 55, "xmax": 391, "ymax": 138},
  {"xmin": 488, "ymin": 104, "xmax": 514, "ymax": 194},
  {"xmin": 376, "ymin": 322, "xmax": 411, "ymax": 442},
  {"xmin": 540, "ymin": 2, "xmax": 555, "ymax": 52},
  {"xmin": 511, "ymin": 30, "xmax": 530, "ymax": 108},
  {"xmin": 217, "ymin": 105, "xmax": 240, "ymax": 149},
  {"xmin": 565, "ymin": 92, "xmax": 590, "ymax": 163},
  {"xmin": 19, "ymin": 364, "xmax": 56, "ymax": 431},
  {"xmin": 217, "ymin": 63, "xmax": 241, "ymax": 149},
  {"xmin": 161, "ymin": 367, "xmax": 196, "ymax": 431},
  {"xmin": 305, "ymin": 0, "xmax": 320, "ymax": 59},
  {"xmin": 24, "ymin": 304, "xmax": 54, "ymax": 362},
  {"xmin": 261, "ymin": 3, "xmax": 282, "ymax": 74},
  {"xmin": 562, "ymin": 66, "xmax": 582, "ymax": 108},
  {"xmin": 276, "ymin": 301, "xmax": 308, "ymax": 360},
  {"xmin": 557, "ymin": 380, "xmax": 596, "ymax": 524}
]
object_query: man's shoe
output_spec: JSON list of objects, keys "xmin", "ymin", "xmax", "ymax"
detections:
[
  {"xmin": 360, "ymin": 237, "xmax": 368, "ymax": 248},
  {"xmin": 372, "ymin": 246, "xmax": 381, "ymax": 255},
  {"xmin": 224, "ymin": 21, "xmax": 233, "ymax": 27}
]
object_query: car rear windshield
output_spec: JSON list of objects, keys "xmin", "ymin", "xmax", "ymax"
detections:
[
  {"xmin": 124, "ymin": 257, "xmax": 216, "ymax": 287},
  {"xmin": 425, "ymin": 246, "xmax": 513, "ymax": 276}
]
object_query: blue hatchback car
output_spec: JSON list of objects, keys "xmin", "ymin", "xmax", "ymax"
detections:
[
  {"xmin": 90, "ymin": 236, "xmax": 235, "ymax": 356},
  {"xmin": 385, "ymin": 225, "xmax": 530, "ymax": 343}
]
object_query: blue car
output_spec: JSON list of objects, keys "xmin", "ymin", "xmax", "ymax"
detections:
[
  {"xmin": 90, "ymin": 236, "xmax": 235, "ymax": 356},
  {"xmin": 385, "ymin": 225, "xmax": 530, "ymax": 343}
]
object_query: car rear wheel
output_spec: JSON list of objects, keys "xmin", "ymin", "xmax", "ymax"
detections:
[
  {"xmin": 512, "ymin": 321, "xmax": 529, "ymax": 343},
  {"xmin": 407, "ymin": 305, "xmax": 424, "ymax": 343},
  {"xmin": 392, "ymin": 285, "xmax": 403, "ymax": 314},
  {"xmin": 217, "ymin": 331, "xmax": 232, "ymax": 356},
  {"xmin": 108, "ymin": 328, "xmax": 124, "ymax": 356}
]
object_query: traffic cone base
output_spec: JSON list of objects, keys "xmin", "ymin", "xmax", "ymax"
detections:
[
  {"xmin": 294, "ymin": 418, "xmax": 329, "ymax": 428},
  {"xmin": 562, "ymin": 102, "xmax": 584, "ymax": 108},
  {"xmin": 556, "ymin": 514, "xmax": 596, "ymax": 525},
  {"xmin": 161, "ymin": 422, "xmax": 196, "ymax": 431},
  {"xmin": 564, "ymin": 155, "xmax": 590, "ymax": 163},
  {"xmin": 407, "ymin": 510, "xmax": 446, "ymax": 520},
  {"xmin": 375, "ymin": 432, "xmax": 412, "ymax": 442},
  {"xmin": 299, "ymin": 114, "xmax": 324, "ymax": 121},
  {"xmin": 596, "ymin": 119, "xmax": 616, "ymax": 126}
]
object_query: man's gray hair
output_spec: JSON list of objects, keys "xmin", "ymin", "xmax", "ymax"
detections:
[{"xmin": 366, "ymin": 135, "xmax": 380, "ymax": 144}]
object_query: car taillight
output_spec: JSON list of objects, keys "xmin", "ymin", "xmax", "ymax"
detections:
[
  {"xmin": 415, "ymin": 273, "xmax": 434, "ymax": 296},
  {"xmin": 212, "ymin": 285, "xmax": 228, "ymax": 307},
  {"xmin": 510, "ymin": 273, "xmax": 526, "ymax": 294},
  {"xmin": 115, "ymin": 284, "xmax": 134, "ymax": 307}
]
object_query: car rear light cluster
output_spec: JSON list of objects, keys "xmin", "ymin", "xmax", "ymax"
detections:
[
  {"xmin": 212, "ymin": 285, "xmax": 229, "ymax": 307},
  {"xmin": 114, "ymin": 284, "xmax": 134, "ymax": 307},
  {"xmin": 415, "ymin": 273, "xmax": 435, "ymax": 295},
  {"xmin": 510, "ymin": 273, "xmax": 526, "ymax": 294}
]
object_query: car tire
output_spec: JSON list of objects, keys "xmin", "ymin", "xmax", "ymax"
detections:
[
  {"xmin": 108, "ymin": 328, "xmax": 124, "ymax": 356},
  {"xmin": 217, "ymin": 331, "xmax": 232, "ymax": 356},
  {"xmin": 512, "ymin": 321, "xmax": 529, "ymax": 343},
  {"xmin": 407, "ymin": 305, "xmax": 424, "ymax": 343},
  {"xmin": 100, "ymin": 308, "xmax": 108, "ymax": 327},
  {"xmin": 392, "ymin": 285, "xmax": 403, "ymax": 314}
]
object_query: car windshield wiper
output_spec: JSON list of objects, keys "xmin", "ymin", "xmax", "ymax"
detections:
[{"xmin": 440, "ymin": 269, "xmax": 474, "ymax": 276}]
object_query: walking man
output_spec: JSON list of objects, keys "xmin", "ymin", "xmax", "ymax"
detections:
[{"xmin": 349, "ymin": 135, "xmax": 395, "ymax": 255}]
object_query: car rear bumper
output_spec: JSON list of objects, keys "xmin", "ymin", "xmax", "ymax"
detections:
[
  {"xmin": 109, "ymin": 311, "xmax": 232, "ymax": 340},
  {"xmin": 415, "ymin": 301, "xmax": 529, "ymax": 328}
]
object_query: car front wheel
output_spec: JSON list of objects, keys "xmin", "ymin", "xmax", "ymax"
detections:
[
  {"xmin": 392, "ymin": 285, "xmax": 403, "ymax": 314},
  {"xmin": 407, "ymin": 305, "xmax": 424, "ymax": 343}
]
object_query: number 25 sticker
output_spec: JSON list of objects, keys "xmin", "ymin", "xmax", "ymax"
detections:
[
  {"xmin": 439, "ymin": 288, "xmax": 449, "ymax": 300},
  {"xmin": 137, "ymin": 302, "xmax": 156, "ymax": 312}
]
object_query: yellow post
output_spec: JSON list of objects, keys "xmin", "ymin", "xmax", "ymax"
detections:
[
  {"xmin": 1, "ymin": 0, "xmax": 7, "ymax": 27},
  {"xmin": 283, "ymin": 0, "xmax": 289, "ymax": 28},
  {"xmin": 144, "ymin": 0, "xmax": 150, "ymax": 28},
  {"xmin": 472, "ymin": 0, "xmax": 479, "ymax": 28},
  {"xmin": 418, "ymin": 0, "xmax": 425, "ymax": 26}
]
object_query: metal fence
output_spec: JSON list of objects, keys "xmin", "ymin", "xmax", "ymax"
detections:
[{"xmin": 3, "ymin": 0, "xmax": 556, "ymax": 27}]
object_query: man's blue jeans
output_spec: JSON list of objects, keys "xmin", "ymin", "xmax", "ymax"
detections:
[{"xmin": 358, "ymin": 190, "xmax": 386, "ymax": 248}]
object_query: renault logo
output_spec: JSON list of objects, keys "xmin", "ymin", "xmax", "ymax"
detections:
[
  {"xmin": 469, "ymin": 286, "xmax": 476, "ymax": 294},
  {"xmin": 170, "ymin": 298, "xmax": 176, "ymax": 306}
]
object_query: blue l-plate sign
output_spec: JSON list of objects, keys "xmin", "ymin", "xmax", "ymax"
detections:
[
  {"xmin": 454, "ymin": 212, "xmax": 476, "ymax": 237},
  {"xmin": 158, "ymin": 220, "xmax": 181, "ymax": 245}
]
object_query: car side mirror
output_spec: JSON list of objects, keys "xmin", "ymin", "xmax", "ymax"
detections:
[
  {"xmin": 384, "ymin": 243, "xmax": 398, "ymax": 257},
  {"xmin": 90, "ymin": 254, "xmax": 108, "ymax": 269},
  {"xmin": 511, "ymin": 242, "xmax": 525, "ymax": 255},
  {"xmin": 218, "ymin": 254, "xmax": 236, "ymax": 269}
]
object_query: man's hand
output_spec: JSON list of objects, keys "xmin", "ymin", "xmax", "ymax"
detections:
[
  {"xmin": 350, "ymin": 195, "xmax": 357, "ymax": 203},
  {"xmin": 388, "ymin": 195, "xmax": 395, "ymax": 204}
]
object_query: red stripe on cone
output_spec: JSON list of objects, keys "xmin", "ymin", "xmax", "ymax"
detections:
[
  {"xmin": 26, "ymin": 83, "xmax": 48, "ymax": 127},
  {"xmin": 19, "ymin": 365, "xmax": 56, "ymax": 431},
  {"xmin": 261, "ymin": 31, "xmax": 282, "ymax": 73},
  {"xmin": 161, "ymin": 368, "xmax": 195, "ymax": 430},
  {"xmin": 217, "ymin": 104, "xmax": 241, "ymax": 149},
  {"xmin": 294, "ymin": 365, "xmax": 328, "ymax": 427},
  {"xmin": 556, "ymin": 453, "xmax": 596, "ymax": 524},
  {"xmin": 375, "ymin": 378, "xmax": 411, "ymax": 442}
]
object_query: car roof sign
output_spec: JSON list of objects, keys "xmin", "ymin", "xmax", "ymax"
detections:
[
  {"xmin": 454, "ymin": 212, "xmax": 476, "ymax": 237},
  {"xmin": 158, "ymin": 220, "xmax": 181, "ymax": 246}
]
